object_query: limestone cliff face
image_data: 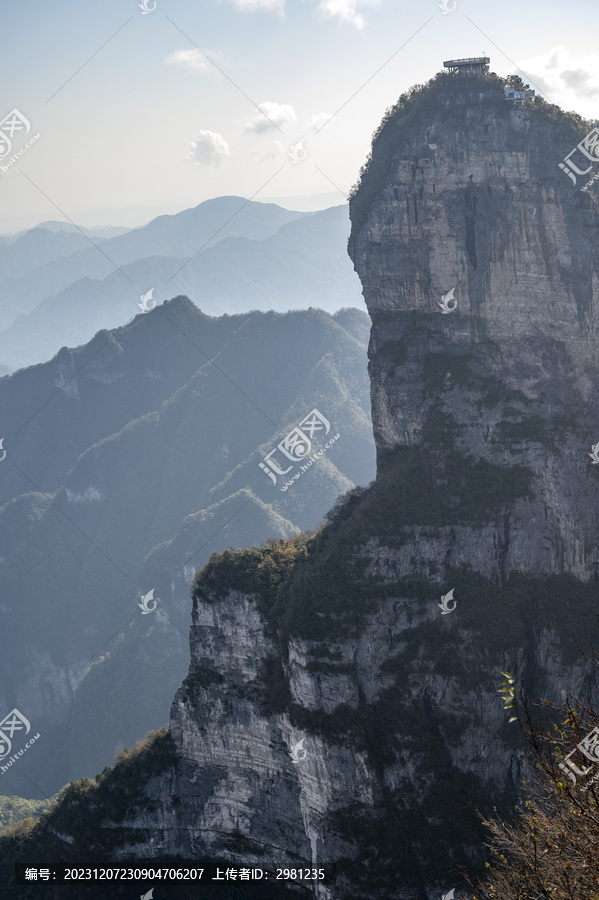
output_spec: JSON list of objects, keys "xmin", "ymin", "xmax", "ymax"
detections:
[
  {"xmin": 348, "ymin": 73, "xmax": 599, "ymax": 583},
  {"xmin": 11, "ymin": 74, "xmax": 599, "ymax": 900},
  {"xmin": 99, "ymin": 559, "xmax": 599, "ymax": 900}
]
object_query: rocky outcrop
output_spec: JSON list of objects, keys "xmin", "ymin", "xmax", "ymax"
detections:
[
  {"xmin": 349, "ymin": 72, "xmax": 599, "ymax": 583},
  {"xmin": 69, "ymin": 545, "xmax": 599, "ymax": 900}
]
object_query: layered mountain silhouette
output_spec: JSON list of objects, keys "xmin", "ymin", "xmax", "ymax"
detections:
[
  {"xmin": 0, "ymin": 221, "xmax": 129, "ymax": 242},
  {"xmin": 0, "ymin": 198, "xmax": 302, "ymax": 322},
  {"xmin": 0, "ymin": 298, "xmax": 374, "ymax": 797},
  {"xmin": 0, "ymin": 198, "xmax": 362, "ymax": 371},
  {"xmin": 0, "ymin": 228, "xmax": 93, "ymax": 282}
]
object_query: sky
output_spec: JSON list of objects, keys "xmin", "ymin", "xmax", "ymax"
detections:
[{"xmin": 1, "ymin": 0, "xmax": 598, "ymax": 233}]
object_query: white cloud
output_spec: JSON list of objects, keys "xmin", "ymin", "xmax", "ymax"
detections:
[
  {"xmin": 315, "ymin": 0, "xmax": 376, "ymax": 29},
  {"xmin": 516, "ymin": 46, "xmax": 599, "ymax": 117},
  {"xmin": 186, "ymin": 131, "xmax": 230, "ymax": 167},
  {"xmin": 165, "ymin": 49, "xmax": 212, "ymax": 75},
  {"xmin": 224, "ymin": 0, "xmax": 285, "ymax": 12},
  {"xmin": 66, "ymin": 486, "xmax": 103, "ymax": 503},
  {"xmin": 251, "ymin": 140, "xmax": 285, "ymax": 160},
  {"xmin": 308, "ymin": 112, "xmax": 332, "ymax": 131},
  {"xmin": 244, "ymin": 101, "xmax": 297, "ymax": 133}
]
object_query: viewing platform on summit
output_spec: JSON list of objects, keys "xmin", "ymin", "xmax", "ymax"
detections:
[{"xmin": 443, "ymin": 56, "xmax": 490, "ymax": 76}]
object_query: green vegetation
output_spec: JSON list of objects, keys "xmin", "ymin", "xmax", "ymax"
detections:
[
  {"xmin": 194, "ymin": 444, "xmax": 534, "ymax": 650},
  {"xmin": 190, "ymin": 467, "xmax": 599, "ymax": 759},
  {"xmin": 505, "ymin": 74, "xmax": 530, "ymax": 92},
  {"xmin": 194, "ymin": 535, "xmax": 313, "ymax": 614},
  {"xmin": 0, "ymin": 796, "xmax": 54, "ymax": 831},
  {"xmin": 0, "ymin": 730, "xmax": 310, "ymax": 899},
  {"xmin": 0, "ymin": 729, "xmax": 175, "ymax": 864}
]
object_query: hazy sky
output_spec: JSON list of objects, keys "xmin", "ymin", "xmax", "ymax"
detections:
[{"xmin": 2, "ymin": 0, "xmax": 598, "ymax": 232}]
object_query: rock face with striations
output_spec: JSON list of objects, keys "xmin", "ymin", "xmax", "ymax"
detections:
[
  {"xmin": 348, "ymin": 72, "xmax": 599, "ymax": 582},
  {"xmin": 7, "ymin": 72, "xmax": 599, "ymax": 900}
]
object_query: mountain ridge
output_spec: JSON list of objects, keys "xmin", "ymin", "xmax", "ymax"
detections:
[
  {"xmin": 0, "ymin": 196, "xmax": 306, "ymax": 332},
  {"xmin": 0, "ymin": 205, "xmax": 360, "ymax": 370},
  {"xmin": 0, "ymin": 297, "xmax": 374, "ymax": 799}
]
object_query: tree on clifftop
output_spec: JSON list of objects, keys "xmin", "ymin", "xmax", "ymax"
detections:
[
  {"xmin": 465, "ymin": 665, "xmax": 599, "ymax": 900},
  {"xmin": 505, "ymin": 74, "xmax": 531, "ymax": 92}
]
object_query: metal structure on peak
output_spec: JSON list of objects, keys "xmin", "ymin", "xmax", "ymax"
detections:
[
  {"xmin": 443, "ymin": 56, "xmax": 490, "ymax": 76},
  {"xmin": 442, "ymin": 56, "xmax": 535, "ymax": 102}
]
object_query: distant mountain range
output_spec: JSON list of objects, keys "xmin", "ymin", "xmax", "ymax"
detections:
[
  {"xmin": 0, "ymin": 220, "xmax": 129, "ymax": 244},
  {"xmin": 0, "ymin": 228, "xmax": 95, "ymax": 281},
  {"xmin": 0, "ymin": 298, "xmax": 375, "ymax": 797},
  {"xmin": 0, "ymin": 197, "xmax": 364, "ymax": 371}
]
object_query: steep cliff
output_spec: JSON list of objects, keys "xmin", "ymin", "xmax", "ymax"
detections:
[
  {"xmin": 349, "ymin": 71, "xmax": 599, "ymax": 582},
  {"xmin": 4, "ymin": 71, "xmax": 599, "ymax": 900}
]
